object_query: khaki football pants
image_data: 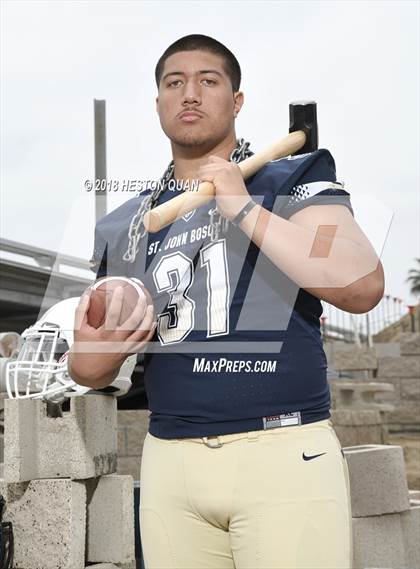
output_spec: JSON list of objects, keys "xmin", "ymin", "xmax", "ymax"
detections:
[{"xmin": 139, "ymin": 418, "xmax": 352, "ymax": 569}]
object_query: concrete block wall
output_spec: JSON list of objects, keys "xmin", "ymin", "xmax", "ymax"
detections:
[
  {"xmin": 343, "ymin": 444, "xmax": 420, "ymax": 569},
  {"xmin": 400, "ymin": 333, "xmax": 420, "ymax": 356},
  {"xmin": 4, "ymin": 395, "xmax": 118, "ymax": 482},
  {"xmin": 330, "ymin": 381, "xmax": 395, "ymax": 413},
  {"xmin": 333, "ymin": 345, "xmax": 379, "ymax": 372},
  {"xmin": 377, "ymin": 334, "xmax": 420, "ymax": 433},
  {"xmin": 328, "ymin": 333, "xmax": 420, "ymax": 434},
  {"xmin": 327, "ymin": 334, "xmax": 419, "ymax": 494},
  {"xmin": 330, "ymin": 409, "xmax": 388, "ymax": 447},
  {"xmin": 1, "ymin": 475, "xmax": 136, "ymax": 569},
  {"xmin": 0, "ymin": 396, "xmax": 136, "ymax": 569},
  {"xmin": 387, "ymin": 432, "xmax": 420, "ymax": 495}
]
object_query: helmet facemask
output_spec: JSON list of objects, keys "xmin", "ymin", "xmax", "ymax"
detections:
[{"xmin": 6, "ymin": 322, "xmax": 85, "ymax": 403}]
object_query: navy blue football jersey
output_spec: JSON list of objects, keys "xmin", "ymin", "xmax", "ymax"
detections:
[{"xmin": 91, "ymin": 148, "xmax": 353, "ymax": 438}]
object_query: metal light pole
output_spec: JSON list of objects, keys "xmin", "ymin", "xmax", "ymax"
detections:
[{"xmin": 94, "ymin": 99, "xmax": 107, "ymax": 222}]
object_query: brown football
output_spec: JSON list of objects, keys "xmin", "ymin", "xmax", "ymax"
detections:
[{"xmin": 87, "ymin": 276, "xmax": 153, "ymax": 329}]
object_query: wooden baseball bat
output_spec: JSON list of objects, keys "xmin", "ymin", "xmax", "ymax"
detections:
[{"xmin": 143, "ymin": 129, "xmax": 307, "ymax": 233}]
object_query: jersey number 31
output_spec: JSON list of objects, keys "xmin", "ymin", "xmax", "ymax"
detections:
[{"xmin": 152, "ymin": 240, "xmax": 229, "ymax": 345}]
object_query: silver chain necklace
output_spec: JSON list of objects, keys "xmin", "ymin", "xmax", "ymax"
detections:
[{"xmin": 123, "ymin": 138, "xmax": 253, "ymax": 263}]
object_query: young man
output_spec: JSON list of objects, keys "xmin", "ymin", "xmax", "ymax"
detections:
[{"xmin": 69, "ymin": 34, "xmax": 384, "ymax": 568}]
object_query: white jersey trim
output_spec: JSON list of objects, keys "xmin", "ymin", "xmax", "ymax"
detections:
[{"xmin": 288, "ymin": 180, "xmax": 346, "ymax": 206}]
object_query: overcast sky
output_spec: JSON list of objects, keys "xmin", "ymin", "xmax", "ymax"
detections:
[{"xmin": 1, "ymin": 0, "xmax": 419, "ymax": 305}]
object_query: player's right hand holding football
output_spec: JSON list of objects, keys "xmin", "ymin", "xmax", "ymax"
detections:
[{"xmin": 68, "ymin": 280, "xmax": 156, "ymax": 389}]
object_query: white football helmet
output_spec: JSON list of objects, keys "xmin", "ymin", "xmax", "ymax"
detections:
[{"xmin": 6, "ymin": 297, "xmax": 136, "ymax": 403}]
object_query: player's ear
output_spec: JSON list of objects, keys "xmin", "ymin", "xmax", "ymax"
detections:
[
  {"xmin": 233, "ymin": 91, "xmax": 244, "ymax": 118},
  {"xmin": 155, "ymin": 96, "xmax": 159, "ymax": 114}
]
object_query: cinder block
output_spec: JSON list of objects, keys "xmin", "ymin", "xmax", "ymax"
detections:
[
  {"xmin": 372, "ymin": 376, "xmax": 401, "ymax": 401},
  {"xmin": 352, "ymin": 513, "xmax": 405, "ymax": 569},
  {"xmin": 374, "ymin": 341, "xmax": 401, "ymax": 357},
  {"xmin": 118, "ymin": 427, "xmax": 127, "ymax": 455},
  {"xmin": 0, "ymin": 477, "xmax": 86, "ymax": 569},
  {"xmin": 343, "ymin": 444, "xmax": 410, "ymax": 517},
  {"xmin": 331, "ymin": 409, "xmax": 383, "ymax": 426},
  {"xmin": 377, "ymin": 355, "xmax": 420, "ymax": 378},
  {"xmin": 333, "ymin": 425, "xmax": 360, "ymax": 447},
  {"xmin": 401, "ymin": 503, "xmax": 420, "ymax": 567},
  {"xmin": 355, "ymin": 425, "xmax": 384, "ymax": 445},
  {"xmin": 117, "ymin": 410, "xmax": 149, "ymax": 464},
  {"xmin": 383, "ymin": 402, "xmax": 420, "ymax": 426},
  {"xmin": 401, "ymin": 377, "xmax": 420, "ymax": 400},
  {"xmin": 118, "ymin": 409, "xmax": 150, "ymax": 426},
  {"xmin": 125, "ymin": 412, "xmax": 149, "ymax": 457},
  {"xmin": 4, "ymin": 394, "xmax": 118, "ymax": 482},
  {"xmin": 117, "ymin": 456, "xmax": 141, "ymax": 479},
  {"xmin": 334, "ymin": 345, "xmax": 377, "ymax": 371},
  {"xmin": 86, "ymin": 474, "xmax": 135, "ymax": 565},
  {"xmin": 333, "ymin": 424, "xmax": 385, "ymax": 447},
  {"xmin": 400, "ymin": 332, "xmax": 420, "ymax": 355},
  {"xmin": 333, "ymin": 382, "xmax": 395, "ymax": 412},
  {"xmin": 394, "ymin": 436, "xmax": 420, "ymax": 467}
]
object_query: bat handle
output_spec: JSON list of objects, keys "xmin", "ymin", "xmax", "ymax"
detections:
[
  {"xmin": 143, "ymin": 182, "xmax": 216, "ymax": 232},
  {"xmin": 143, "ymin": 130, "xmax": 306, "ymax": 233}
]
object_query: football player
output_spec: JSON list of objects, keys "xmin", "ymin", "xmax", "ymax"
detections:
[{"xmin": 69, "ymin": 34, "xmax": 384, "ymax": 568}]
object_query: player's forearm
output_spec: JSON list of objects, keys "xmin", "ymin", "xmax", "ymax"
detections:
[
  {"xmin": 67, "ymin": 350, "xmax": 123, "ymax": 390},
  {"xmin": 238, "ymin": 205, "xmax": 384, "ymax": 313}
]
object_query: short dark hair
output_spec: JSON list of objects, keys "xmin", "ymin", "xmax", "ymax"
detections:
[{"xmin": 155, "ymin": 34, "xmax": 241, "ymax": 92}]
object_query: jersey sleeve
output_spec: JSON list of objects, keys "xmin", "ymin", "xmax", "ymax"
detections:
[
  {"xmin": 89, "ymin": 224, "xmax": 108, "ymax": 279},
  {"xmin": 273, "ymin": 149, "xmax": 354, "ymax": 220}
]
